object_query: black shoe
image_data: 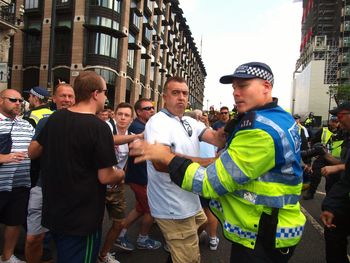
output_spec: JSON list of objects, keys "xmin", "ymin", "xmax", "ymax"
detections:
[{"xmin": 303, "ymin": 192, "xmax": 314, "ymax": 200}]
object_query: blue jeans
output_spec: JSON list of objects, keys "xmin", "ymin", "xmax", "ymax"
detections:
[{"xmin": 51, "ymin": 230, "xmax": 101, "ymax": 263}]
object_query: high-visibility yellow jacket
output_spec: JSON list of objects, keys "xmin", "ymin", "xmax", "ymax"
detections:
[
  {"xmin": 321, "ymin": 128, "xmax": 343, "ymax": 158},
  {"xmin": 169, "ymin": 103, "xmax": 306, "ymax": 249},
  {"xmin": 29, "ymin": 107, "xmax": 53, "ymax": 125}
]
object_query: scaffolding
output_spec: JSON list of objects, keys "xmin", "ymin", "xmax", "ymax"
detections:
[{"xmin": 296, "ymin": 35, "xmax": 339, "ymax": 85}]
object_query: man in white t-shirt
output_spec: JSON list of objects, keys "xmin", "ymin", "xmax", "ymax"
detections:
[{"xmin": 145, "ymin": 76, "xmax": 225, "ymax": 263}]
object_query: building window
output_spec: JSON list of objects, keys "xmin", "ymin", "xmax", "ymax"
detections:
[
  {"xmin": 128, "ymin": 32, "xmax": 136, "ymax": 44},
  {"xmin": 90, "ymin": 0, "xmax": 121, "ymax": 13},
  {"xmin": 345, "ymin": 21, "xmax": 350, "ymax": 32},
  {"xmin": 25, "ymin": 34, "xmax": 41, "ymax": 55},
  {"xmin": 114, "ymin": 0, "xmax": 121, "ymax": 12},
  {"xmin": 25, "ymin": 0, "xmax": 39, "ymax": 9},
  {"xmin": 127, "ymin": 49, "xmax": 134, "ymax": 68},
  {"xmin": 125, "ymin": 78, "xmax": 132, "ymax": 103},
  {"xmin": 57, "ymin": 0, "xmax": 69, "ymax": 4},
  {"xmin": 146, "ymin": 0, "xmax": 152, "ymax": 11},
  {"xmin": 57, "ymin": 19, "xmax": 71, "ymax": 28},
  {"xmin": 141, "ymin": 59, "xmax": 146, "ymax": 76},
  {"xmin": 88, "ymin": 32, "xmax": 118, "ymax": 58},
  {"xmin": 55, "ymin": 31, "xmax": 70, "ymax": 55},
  {"xmin": 144, "ymin": 27, "xmax": 152, "ymax": 41},
  {"xmin": 89, "ymin": 16, "xmax": 119, "ymax": 30},
  {"xmin": 345, "ymin": 6, "xmax": 350, "ymax": 16},
  {"xmin": 132, "ymin": 12, "xmax": 141, "ymax": 28},
  {"xmin": 130, "ymin": 0, "xmax": 137, "ymax": 8}
]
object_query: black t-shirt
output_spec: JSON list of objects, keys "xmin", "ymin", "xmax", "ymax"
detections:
[{"xmin": 37, "ymin": 109, "xmax": 117, "ymax": 236}]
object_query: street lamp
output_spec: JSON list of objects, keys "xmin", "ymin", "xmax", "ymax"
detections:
[{"xmin": 206, "ymin": 99, "xmax": 209, "ymax": 112}]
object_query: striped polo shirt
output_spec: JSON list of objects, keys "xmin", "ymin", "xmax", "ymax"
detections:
[{"xmin": 0, "ymin": 113, "xmax": 34, "ymax": 191}]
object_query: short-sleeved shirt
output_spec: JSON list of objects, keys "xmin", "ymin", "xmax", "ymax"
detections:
[
  {"xmin": 0, "ymin": 113, "xmax": 34, "ymax": 191},
  {"xmin": 212, "ymin": 120, "xmax": 226, "ymax": 130},
  {"xmin": 125, "ymin": 118, "xmax": 148, "ymax": 185},
  {"xmin": 145, "ymin": 109, "xmax": 206, "ymax": 219},
  {"xmin": 115, "ymin": 129, "xmax": 129, "ymax": 170},
  {"xmin": 37, "ymin": 109, "xmax": 117, "ymax": 236}
]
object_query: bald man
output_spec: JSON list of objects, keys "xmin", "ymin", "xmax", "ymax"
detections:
[{"xmin": 0, "ymin": 89, "xmax": 34, "ymax": 263}]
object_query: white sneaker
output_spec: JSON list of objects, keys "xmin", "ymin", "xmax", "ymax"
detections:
[
  {"xmin": 209, "ymin": 237, "xmax": 219, "ymax": 251},
  {"xmin": 98, "ymin": 252, "xmax": 120, "ymax": 263},
  {"xmin": 0, "ymin": 255, "xmax": 26, "ymax": 263}
]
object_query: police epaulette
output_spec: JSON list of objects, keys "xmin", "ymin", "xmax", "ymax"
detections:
[{"xmin": 238, "ymin": 111, "xmax": 256, "ymax": 129}]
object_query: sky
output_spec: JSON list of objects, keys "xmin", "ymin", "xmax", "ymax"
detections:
[{"xmin": 179, "ymin": 0, "xmax": 303, "ymax": 111}]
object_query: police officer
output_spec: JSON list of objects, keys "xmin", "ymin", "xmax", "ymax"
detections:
[
  {"xmin": 303, "ymin": 116, "xmax": 344, "ymax": 200},
  {"xmin": 130, "ymin": 62, "xmax": 306, "ymax": 263},
  {"xmin": 304, "ymin": 112, "xmax": 316, "ymax": 137},
  {"xmin": 23, "ymin": 86, "xmax": 53, "ymax": 128}
]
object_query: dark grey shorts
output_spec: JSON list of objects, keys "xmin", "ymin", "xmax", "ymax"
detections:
[{"xmin": 27, "ymin": 186, "xmax": 48, "ymax": 235}]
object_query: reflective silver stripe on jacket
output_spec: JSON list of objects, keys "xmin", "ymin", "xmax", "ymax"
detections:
[
  {"xmin": 233, "ymin": 189, "xmax": 300, "ymax": 207},
  {"xmin": 255, "ymin": 114, "xmax": 294, "ymax": 175}
]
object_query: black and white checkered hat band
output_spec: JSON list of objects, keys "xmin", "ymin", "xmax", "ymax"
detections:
[
  {"xmin": 245, "ymin": 66, "xmax": 274, "ymax": 85},
  {"xmin": 30, "ymin": 88, "xmax": 45, "ymax": 99}
]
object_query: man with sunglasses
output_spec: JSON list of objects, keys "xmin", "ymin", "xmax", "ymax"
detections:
[
  {"xmin": 143, "ymin": 76, "xmax": 225, "ymax": 263},
  {"xmin": 0, "ymin": 89, "xmax": 34, "ymax": 263},
  {"xmin": 130, "ymin": 62, "xmax": 306, "ymax": 263},
  {"xmin": 212, "ymin": 106, "xmax": 230, "ymax": 131},
  {"xmin": 28, "ymin": 71, "xmax": 124, "ymax": 263}
]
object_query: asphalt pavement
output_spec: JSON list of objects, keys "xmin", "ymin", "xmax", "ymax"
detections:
[{"xmin": 0, "ymin": 179, "xmax": 339, "ymax": 262}]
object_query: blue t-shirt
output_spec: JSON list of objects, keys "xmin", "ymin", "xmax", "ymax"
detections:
[
  {"xmin": 125, "ymin": 118, "xmax": 148, "ymax": 185},
  {"xmin": 212, "ymin": 120, "xmax": 226, "ymax": 131}
]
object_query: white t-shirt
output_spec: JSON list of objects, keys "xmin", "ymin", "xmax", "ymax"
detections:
[
  {"xmin": 115, "ymin": 129, "xmax": 129, "ymax": 170},
  {"xmin": 105, "ymin": 120, "xmax": 114, "ymax": 133},
  {"xmin": 145, "ymin": 110, "xmax": 206, "ymax": 219}
]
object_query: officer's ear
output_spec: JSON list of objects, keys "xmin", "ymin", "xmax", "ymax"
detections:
[{"xmin": 261, "ymin": 80, "xmax": 272, "ymax": 94}]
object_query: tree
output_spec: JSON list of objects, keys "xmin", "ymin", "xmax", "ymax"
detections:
[{"xmin": 328, "ymin": 85, "xmax": 350, "ymax": 105}]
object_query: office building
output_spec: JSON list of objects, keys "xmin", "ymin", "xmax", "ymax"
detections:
[{"xmin": 9, "ymin": 0, "xmax": 206, "ymax": 109}]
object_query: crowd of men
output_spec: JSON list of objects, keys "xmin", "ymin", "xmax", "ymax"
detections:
[{"xmin": 1, "ymin": 62, "xmax": 350, "ymax": 263}]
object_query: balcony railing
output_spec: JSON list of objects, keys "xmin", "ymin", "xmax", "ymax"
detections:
[{"xmin": 0, "ymin": 0, "xmax": 16, "ymax": 26}]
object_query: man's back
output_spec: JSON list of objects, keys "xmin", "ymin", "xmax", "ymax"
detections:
[{"xmin": 37, "ymin": 109, "xmax": 117, "ymax": 235}]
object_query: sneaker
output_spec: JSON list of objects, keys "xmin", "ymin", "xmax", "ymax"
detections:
[
  {"xmin": 0, "ymin": 255, "xmax": 26, "ymax": 263},
  {"xmin": 114, "ymin": 236, "xmax": 135, "ymax": 251},
  {"xmin": 98, "ymin": 252, "xmax": 120, "ymax": 263},
  {"xmin": 136, "ymin": 237, "xmax": 162, "ymax": 250},
  {"xmin": 209, "ymin": 237, "xmax": 219, "ymax": 251}
]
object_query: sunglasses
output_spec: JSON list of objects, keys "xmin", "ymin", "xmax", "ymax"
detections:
[
  {"xmin": 2, "ymin": 97, "xmax": 24, "ymax": 103},
  {"xmin": 181, "ymin": 119, "xmax": 192, "ymax": 137},
  {"xmin": 220, "ymin": 112, "xmax": 229, "ymax": 115},
  {"xmin": 142, "ymin": 106, "xmax": 155, "ymax": 111},
  {"xmin": 95, "ymin": 89, "xmax": 108, "ymax": 95}
]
